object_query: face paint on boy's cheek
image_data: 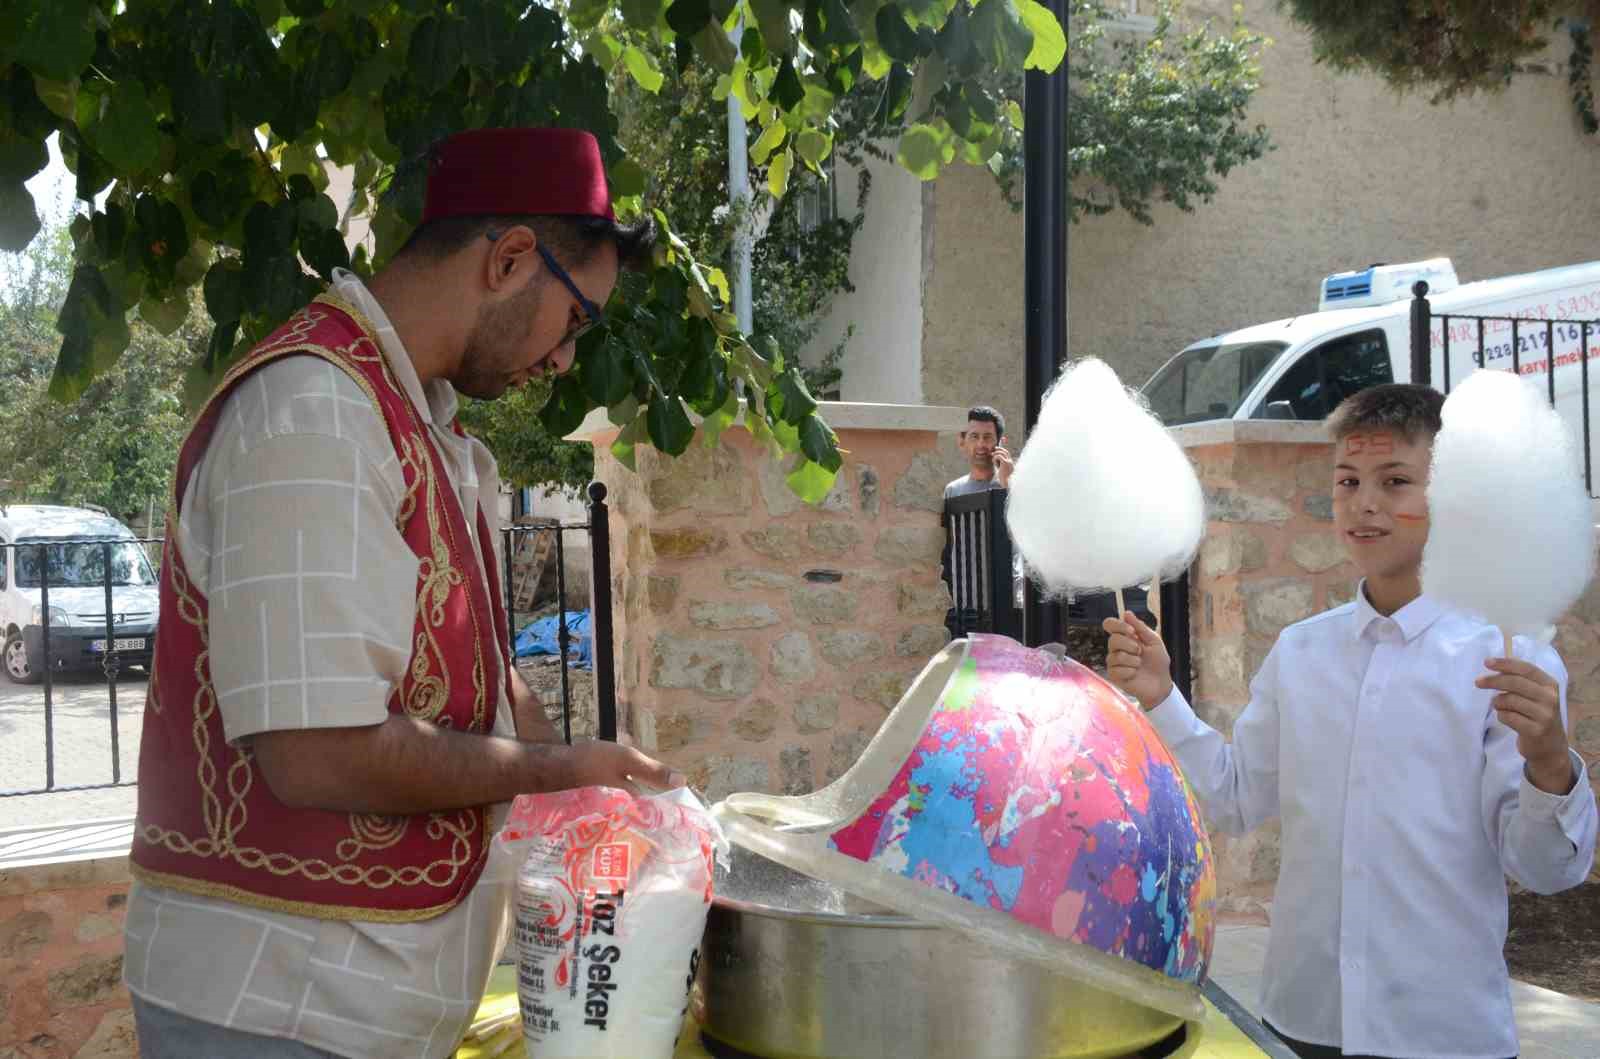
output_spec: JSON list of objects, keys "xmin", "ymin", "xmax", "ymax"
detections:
[
  {"xmin": 1395, "ymin": 513, "xmax": 1429, "ymax": 523},
  {"xmin": 1343, "ymin": 433, "xmax": 1395, "ymax": 457}
]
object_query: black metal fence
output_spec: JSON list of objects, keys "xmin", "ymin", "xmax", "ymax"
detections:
[
  {"xmin": 941, "ymin": 489, "xmax": 1192, "ymax": 700},
  {"xmin": 1409, "ymin": 284, "xmax": 1600, "ymax": 496},
  {"xmin": 0, "ymin": 536, "xmax": 158, "ymax": 798},
  {"xmin": 1, "ymin": 484, "xmax": 618, "ymax": 799},
  {"xmin": 499, "ymin": 481, "xmax": 618, "ymax": 745}
]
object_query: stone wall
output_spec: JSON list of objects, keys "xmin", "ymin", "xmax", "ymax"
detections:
[
  {"xmin": 1180, "ymin": 422, "xmax": 1600, "ymax": 916},
  {"xmin": 573, "ymin": 404, "xmax": 968, "ymax": 802},
  {"xmin": 0, "ymin": 857, "xmax": 135, "ymax": 1058}
]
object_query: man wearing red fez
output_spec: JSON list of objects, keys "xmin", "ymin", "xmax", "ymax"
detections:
[{"xmin": 124, "ymin": 128, "xmax": 681, "ymax": 1058}]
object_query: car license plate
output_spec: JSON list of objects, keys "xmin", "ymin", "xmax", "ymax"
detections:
[{"xmin": 90, "ymin": 638, "xmax": 146, "ymax": 653}]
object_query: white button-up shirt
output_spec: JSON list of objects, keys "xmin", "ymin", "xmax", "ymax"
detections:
[{"xmin": 1149, "ymin": 589, "xmax": 1596, "ymax": 1058}]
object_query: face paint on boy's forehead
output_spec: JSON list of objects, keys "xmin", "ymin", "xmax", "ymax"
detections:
[{"xmin": 1343, "ymin": 432, "xmax": 1395, "ymax": 457}]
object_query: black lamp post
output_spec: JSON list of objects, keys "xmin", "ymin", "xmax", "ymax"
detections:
[{"xmin": 1021, "ymin": 0, "xmax": 1068, "ymax": 648}]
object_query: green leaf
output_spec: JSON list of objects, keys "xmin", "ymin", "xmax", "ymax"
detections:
[
  {"xmin": 1006, "ymin": 98, "xmax": 1024, "ymax": 130},
  {"xmin": 785, "ymin": 458, "xmax": 838, "ymax": 504},
  {"xmin": 91, "ymin": 84, "xmax": 162, "ymax": 174},
  {"xmin": 646, "ymin": 392, "xmax": 695, "ymax": 455},
  {"xmin": 622, "ymin": 45, "xmax": 665, "ymax": 92},
  {"xmin": 795, "ymin": 129, "xmax": 831, "ymax": 167},
  {"xmin": 296, "ymin": 193, "xmax": 339, "ymax": 242},
  {"xmin": 302, "ymin": 227, "xmax": 351, "ymax": 281},
  {"xmin": 51, "ymin": 265, "xmax": 131, "ymax": 400},
  {"xmin": 813, "ymin": 0, "xmax": 861, "ymax": 47},
  {"xmin": 89, "ymin": 203, "xmax": 128, "ymax": 262},
  {"xmin": 16, "ymin": 0, "xmax": 96, "ymax": 82},
  {"xmin": 768, "ymin": 147, "xmax": 793, "ymax": 198},
  {"xmin": 244, "ymin": 199, "xmax": 298, "ymax": 257},
  {"xmin": 770, "ymin": 56, "xmax": 805, "ymax": 110},
  {"xmin": 610, "ymin": 157, "xmax": 648, "ymax": 197},
  {"xmin": 773, "ymin": 368, "xmax": 818, "ymax": 424},
  {"xmin": 0, "ymin": 135, "xmax": 48, "ymax": 185},
  {"xmin": 0, "ymin": 180, "xmax": 41, "ymax": 252},
  {"xmin": 799, "ymin": 414, "xmax": 842, "ymax": 470},
  {"xmin": 538, "ymin": 374, "xmax": 592, "ymax": 439},
  {"xmin": 665, "ymin": 0, "xmax": 712, "ymax": 38},
  {"xmin": 204, "ymin": 259, "xmax": 246, "ymax": 324},
  {"xmin": 408, "ymin": 15, "xmax": 464, "ymax": 95},
  {"xmin": 583, "ymin": 336, "xmax": 635, "ymax": 406},
  {"xmin": 875, "ymin": 5, "xmax": 926, "ymax": 64},
  {"xmin": 748, "ymin": 0, "xmax": 793, "ymax": 54},
  {"xmin": 30, "ymin": 75, "xmax": 78, "ymax": 122},
  {"xmin": 896, "ymin": 123, "xmax": 947, "ymax": 180},
  {"xmin": 693, "ymin": 24, "xmax": 739, "ymax": 73},
  {"xmin": 749, "ymin": 120, "xmax": 787, "ymax": 165},
  {"xmin": 139, "ymin": 290, "xmax": 191, "ymax": 336},
  {"xmin": 606, "ymin": 393, "xmax": 642, "ymax": 427},
  {"xmin": 700, "ymin": 389, "xmax": 739, "ymax": 449},
  {"xmin": 1014, "ymin": 0, "xmax": 1066, "ymax": 73},
  {"xmin": 609, "ymin": 410, "xmax": 648, "ymax": 471},
  {"xmin": 621, "ymin": 0, "xmax": 668, "ymax": 30}
]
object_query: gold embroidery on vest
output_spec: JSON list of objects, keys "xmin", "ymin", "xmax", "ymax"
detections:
[{"xmin": 338, "ymin": 814, "xmax": 410, "ymax": 862}]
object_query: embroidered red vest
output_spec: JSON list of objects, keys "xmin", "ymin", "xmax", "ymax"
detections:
[{"xmin": 130, "ymin": 294, "xmax": 514, "ymax": 921}]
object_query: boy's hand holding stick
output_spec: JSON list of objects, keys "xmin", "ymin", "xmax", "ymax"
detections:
[{"xmin": 1103, "ymin": 612, "xmax": 1173, "ymax": 710}]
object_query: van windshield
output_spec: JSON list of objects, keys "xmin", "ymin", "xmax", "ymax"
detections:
[
  {"xmin": 1142, "ymin": 341, "xmax": 1287, "ymax": 426},
  {"xmin": 13, "ymin": 539, "xmax": 156, "ymax": 588}
]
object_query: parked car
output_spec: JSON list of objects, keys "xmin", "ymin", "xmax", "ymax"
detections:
[{"xmin": 0, "ymin": 505, "xmax": 158, "ymax": 684}]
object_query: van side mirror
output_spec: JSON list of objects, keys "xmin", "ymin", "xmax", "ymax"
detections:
[{"xmin": 1263, "ymin": 400, "xmax": 1296, "ymax": 421}]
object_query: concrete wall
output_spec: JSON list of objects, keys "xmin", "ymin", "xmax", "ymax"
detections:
[
  {"xmin": 798, "ymin": 152, "xmax": 928, "ymax": 404},
  {"xmin": 919, "ymin": 0, "xmax": 1600, "ymax": 442}
]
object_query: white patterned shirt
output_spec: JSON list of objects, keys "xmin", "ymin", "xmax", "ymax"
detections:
[
  {"xmin": 1149, "ymin": 588, "xmax": 1596, "ymax": 1058},
  {"xmin": 124, "ymin": 271, "xmax": 517, "ymax": 1058}
]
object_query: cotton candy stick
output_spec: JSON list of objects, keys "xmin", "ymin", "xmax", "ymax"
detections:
[
  {"xmin": 1006, "ymin": 359, "xmax": 1205, "ymax": 620},
  {"xmin": 1422, "ymin": 369, "xmax": 1596, "ymax": 654}
]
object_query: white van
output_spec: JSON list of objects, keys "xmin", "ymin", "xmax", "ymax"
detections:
[
  {"xmin": 1141, "ymin": 258, "xmax": 1600, "ymax": 491},
  {"xmin": 0, "ymin": 505, "xmax": 159, "ymax": 684}
]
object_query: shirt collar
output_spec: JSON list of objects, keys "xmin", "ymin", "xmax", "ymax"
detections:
[
  {"xmin": 1350, "ymin": 581, "xmax": 1446, "ymax": 643},
  {"xmin": 330, "ymin": 268, "xmax": 459, "ymax": 428}
]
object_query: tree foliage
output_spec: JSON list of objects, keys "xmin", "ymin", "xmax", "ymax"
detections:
[
  {"xmin": 0, "ymin": 0, "xmax": 1270, "ymax": 500},
  {"xmin": 1, "ymin": 224, "xmax": 193, "ymax": 522},
  {"xmin": 1282, "ymin": 0, "xmax": 1600, "ymax": 122}
]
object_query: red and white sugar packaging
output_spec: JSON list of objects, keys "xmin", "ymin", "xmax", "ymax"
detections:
[{"xmin": 496, "ymin": 786, "xmax": 726, "ymax": 1059}]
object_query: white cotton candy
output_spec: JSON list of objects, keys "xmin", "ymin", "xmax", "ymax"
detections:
[
  {"xmin": 1422, "ymin": 369, "xmax": 1597, "ymax": 638},
  {"xmin": 1005, "ymin": 358, "xmax": 1206, "ymax": 594}
]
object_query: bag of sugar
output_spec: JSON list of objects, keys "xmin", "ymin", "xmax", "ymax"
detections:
[{"xmin": 496, "ymin": 785, "xmax": 726, "ymax": 1059}]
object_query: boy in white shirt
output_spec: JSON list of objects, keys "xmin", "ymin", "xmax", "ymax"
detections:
[{"xmin": 1104, "ymin": 383, "xmax": 1597, "ymax": 1059}]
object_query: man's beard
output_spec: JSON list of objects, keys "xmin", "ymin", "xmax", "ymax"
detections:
[{"xmin": 454, "ymin": 276, "xmax": 544, "ymax": 400}]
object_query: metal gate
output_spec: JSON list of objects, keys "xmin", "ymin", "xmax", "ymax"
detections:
[
  {"xmin": 1409, "ymin": 284, "xmax": 1600, "ymax": 496},
  {"xmin": 2, "ymin": 483, "xmax": 619, "ymax": 800}
]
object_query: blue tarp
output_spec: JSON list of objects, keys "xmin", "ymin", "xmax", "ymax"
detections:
[{"xmin": 514, "ymin": 610, "xmax": 593, "ymax": 668}]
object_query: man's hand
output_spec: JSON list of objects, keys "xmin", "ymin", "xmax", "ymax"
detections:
[
  {"xmin": 1102, "ymin": 612, "xmax": 1174, "ymax": 710},
  {"xmin": 994, "ymin": 435, "xmax": 1015, "ymax": 489},
  {"xmin": 1478, "ymin": 657, "xmax": 1576, "ymax": 795}
]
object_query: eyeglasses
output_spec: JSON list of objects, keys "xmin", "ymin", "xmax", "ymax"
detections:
[{"xmin": 485, "ymin": 229, "xmax": 604, "ymax": 344}]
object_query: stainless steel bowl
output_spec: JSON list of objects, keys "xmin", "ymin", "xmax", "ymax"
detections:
[{"xmin": 693, "ymin": 845, "xmax": 1184, "ymax": 1059}]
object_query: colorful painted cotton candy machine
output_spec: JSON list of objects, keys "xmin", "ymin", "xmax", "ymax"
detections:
[{"xmin": 700, "ymin": 633, "xmax": 1218, "ymax": 1058}]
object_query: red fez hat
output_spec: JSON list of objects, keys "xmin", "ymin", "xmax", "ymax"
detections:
[{"xmin": 421, "ymin": 127, "xmax": 615, "ymax": 225}]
